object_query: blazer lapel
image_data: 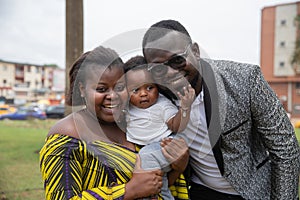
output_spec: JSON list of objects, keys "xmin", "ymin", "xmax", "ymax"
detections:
[{"xmin": 201, "ymin": 59, "xmax": 224, "ymax": 175}]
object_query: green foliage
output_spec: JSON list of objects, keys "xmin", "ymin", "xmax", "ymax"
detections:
[
  {"xmin": 295, "ymin": 128, "xmax": 300, "ymax": 144},
  {"xmin": 291, "ymin": 41, "xmax": 300, "ymax": 65},
  {"xmin": 291, "ymin": 15, "xmax": 300, "ymax": 66}
]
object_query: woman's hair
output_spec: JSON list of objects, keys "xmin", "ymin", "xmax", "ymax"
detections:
[{"xmin": 66, "ymin": 46, "xmax": 124, "ymax": 106}]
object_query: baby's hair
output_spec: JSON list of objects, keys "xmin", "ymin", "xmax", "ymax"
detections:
[{"xmin": 124, "ymin": 55, "xmax": 148, "ymax": 73}]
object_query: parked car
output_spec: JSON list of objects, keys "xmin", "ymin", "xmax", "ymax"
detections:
[
  {"xmin": 46, "ymin": 105, "xmax": 65, "ymax": 119},
  {"xmin": 295, "ymin": 120, "xmax": 300, "ymax": 128},
  {"xmin": 0, "ymin": 104, "xmax": 17, "ymax": 115},
  {"xmin": 0, "ymin": 107, "xmax": 46, "ymax": 120}
]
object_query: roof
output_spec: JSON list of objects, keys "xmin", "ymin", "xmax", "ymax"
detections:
[
  {"xmin": 262, "ymin": 1, "xmax": 300, "ymax": 10},
  {"xmin": 0, "ymin": 59, "xmax": 60, "ymax": 69}
]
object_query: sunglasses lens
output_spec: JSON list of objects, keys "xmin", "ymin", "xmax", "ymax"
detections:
[
  {"xmin": 167, "ymin": 56, "xmax": 186, "ymax": 69},
  {"xmin": 149, "ymin": 64, "xmax": 168, "ymax": 77},
  {"xmin": 148, "ymin": 47, "xmax": 189, "ymax": 77}
]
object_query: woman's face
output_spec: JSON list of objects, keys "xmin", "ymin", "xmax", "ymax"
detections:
[{"xmin": 80, "ymin": 65, "xmax": 128, "ymax": 123}]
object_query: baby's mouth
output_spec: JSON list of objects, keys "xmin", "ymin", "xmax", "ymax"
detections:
[{"xmin": 140, "ymin": 100, "xmax": 149, "ymax": 104}]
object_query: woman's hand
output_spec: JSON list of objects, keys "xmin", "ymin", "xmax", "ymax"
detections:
[
  {"xmin": 161, "ymin": 137, "xmax": 189, "ymax": 173},
  {"xmin": 124, "ymin": 155, "xmax": 163, "ymax": 200}
]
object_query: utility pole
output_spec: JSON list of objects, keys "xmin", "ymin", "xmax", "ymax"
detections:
[{"xmin": 65, "ymin": 0, "xmax": 83, "ymax": 115}]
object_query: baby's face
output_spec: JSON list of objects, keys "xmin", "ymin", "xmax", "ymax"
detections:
[{"xmin": 126, "ymin": 68, "xmax": 159, "ymax": 109}]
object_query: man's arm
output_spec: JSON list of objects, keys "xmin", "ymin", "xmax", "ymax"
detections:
[{"xmin": 249, "ymin": 65, "xmax": 300, "ymax": 199}]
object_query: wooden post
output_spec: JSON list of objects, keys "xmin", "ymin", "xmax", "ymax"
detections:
[{"xmin": 65, "ymin": 0, "xmax": 83, "ymax": 115}]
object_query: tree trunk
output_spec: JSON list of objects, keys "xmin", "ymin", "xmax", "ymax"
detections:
[{"xmin": 65, "ymin": 0, "xmax": 83, "ymax": 115}]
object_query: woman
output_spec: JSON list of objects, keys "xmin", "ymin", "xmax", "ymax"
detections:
[{"xmin": 39, "ymin": 46, "xmax": 189, "ymax": 200}]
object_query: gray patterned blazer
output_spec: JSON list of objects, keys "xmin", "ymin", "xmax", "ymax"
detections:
[{"xmin": 198, "ymin": 59, "xmax": 300, "ymax": 200}]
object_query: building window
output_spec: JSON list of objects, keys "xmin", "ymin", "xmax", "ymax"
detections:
[
  {"xmin": 280, "ymin": 19, "xmax": 286, "ymax": 26},
  {"xmin": 2, "ymin": 65, "xmax": 7, "ymax": 71},
  {"xmin": 3, "ymin": 79, "xmax": 7, "ymax": 84},
  {"xmin": 27, "ymin": 66, "xmax": 31, "ymax": 72},
  {"xmin": 279, "ymin": 62, "xmax": 285, "ymax": 67},
  {"xmin": 280, "ymin": 41, "xmax": 285, "ymax": 47}
]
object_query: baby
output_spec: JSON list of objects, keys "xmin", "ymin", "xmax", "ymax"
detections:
[{"xmin": 124, "ymin": 55, "xmax": 195, "ymax": 200}]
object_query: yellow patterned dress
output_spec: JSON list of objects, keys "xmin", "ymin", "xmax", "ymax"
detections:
[{"xmin": 39, "ymin": 134, "xmax": 189, "ymax": 200}]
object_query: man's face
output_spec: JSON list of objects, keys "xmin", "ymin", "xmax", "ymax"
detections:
[{"xmin": 143, "ymin": 31, "xmax": 201, "ymax": 96}]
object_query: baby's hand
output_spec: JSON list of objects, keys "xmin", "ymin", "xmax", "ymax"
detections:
[{"xmin": 177, "ymin": 84, "xmax": 195, "ymax": 109}]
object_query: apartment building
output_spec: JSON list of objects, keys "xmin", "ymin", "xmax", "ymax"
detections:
[
  {"xmin": 0, "ymin": 59, "xmax": 65, "ymax": 105},
  {"xmin": 261, "ymin": 1, "xmax": 300, "ymax": 118}
]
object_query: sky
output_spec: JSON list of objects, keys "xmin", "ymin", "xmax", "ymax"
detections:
[{"xmin": 0, "ymin": 0, "xmax": 297, "ymax": 69}]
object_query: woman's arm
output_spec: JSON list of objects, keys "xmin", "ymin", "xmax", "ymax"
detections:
[
  {"xmin": 125, "ymin": 155, "xmax": 163, "ymax": 199},
  {"xmin": 40, "ymin": 134, "xmax": 163, "ymax": 200}
]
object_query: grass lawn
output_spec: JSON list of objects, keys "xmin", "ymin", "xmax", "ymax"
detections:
[
  {"xmin": 0, "ymin": 120, "xmax": 299, "ymax": 199},
  {"xmin": 296, "ymin": 128, "xmax": 300, "ymax": 143},
  {"xmin": 0, "ymin": 119, "xmax": 56, "ymax": 200}
]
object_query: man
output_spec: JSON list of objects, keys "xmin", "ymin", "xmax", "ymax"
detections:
[{"xmin": 142, "ymin": 19, "xmax": 300, "ymax": 200}]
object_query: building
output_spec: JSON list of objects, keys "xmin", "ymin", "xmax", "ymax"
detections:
[
  {"xmin": 261, "ymin": 1, "xmax": 300, "ymax": 118},
  {"xmin": 0, "ymin": 59, "xmax": 65, "ymax": 105}
]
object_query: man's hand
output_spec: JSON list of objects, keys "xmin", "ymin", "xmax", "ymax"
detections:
[{"xmin": 161, "ymin": 137, "xmax": 189, "ymax": 172}]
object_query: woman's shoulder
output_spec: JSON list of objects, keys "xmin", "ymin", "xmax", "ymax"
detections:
[
  {"xmin": 47, "ymin": 113, "xmax": 80, "ymax": 139},
  {"xmin": 41, "ymin": 116, "xmax": 85, "ymax": 162}
]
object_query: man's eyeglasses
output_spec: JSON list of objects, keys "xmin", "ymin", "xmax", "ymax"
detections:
[{"xmin": 147, "ymin": 43, "xmax": 191, "ymax": 77}]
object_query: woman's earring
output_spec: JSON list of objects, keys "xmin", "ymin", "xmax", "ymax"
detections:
[{"xmin": 81, "ymin": 94, "xmax": 87, "ymax": 108}]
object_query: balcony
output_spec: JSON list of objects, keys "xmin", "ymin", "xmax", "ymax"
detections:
[
  {"xmin": 15, "ymin": 71, "xmax": 24, "ymax": 79},
  {"xmin": 13, "ymin": 83, "xmax": 30, "ymax": 92}
]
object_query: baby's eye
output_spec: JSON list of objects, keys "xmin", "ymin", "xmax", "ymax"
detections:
[
  {"xmin": 147, "ymin": 85, "xmax": 155, "ymax": 91},
  {"xmin": 132, "ymin": 88, "xmax": 139, "ymax": 94}
]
